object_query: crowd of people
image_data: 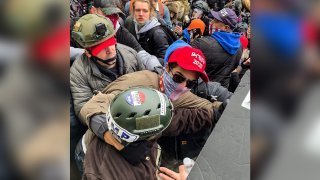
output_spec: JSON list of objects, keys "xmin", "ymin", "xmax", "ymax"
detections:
[{"xmin": 70, "ymin": 0, "xmax": 251, "ymax": 179}]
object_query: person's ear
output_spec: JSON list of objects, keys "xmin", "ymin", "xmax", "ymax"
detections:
[
  {"xmin": 89, "ymin": 6, "xmax": 97, "ymax": 14},
  {"xmin": 165, "ymin": 64, "xmax": 170, "ymax": 72},
  {"xmin": 224, "ymin": 25, "xmax": 231, "ymax": 31}
]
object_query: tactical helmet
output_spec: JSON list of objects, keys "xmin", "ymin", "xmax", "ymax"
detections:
[
  {"xmin": 191, "ymin": 0, "xmax": 210, "ymax": 14},
  {"xmin": 71, "ymin": 14, "xmax": 115, "ymax": 48},
  {"xmin": 107, "ymin": 87, "xmax": 173, "ymax": 146}
]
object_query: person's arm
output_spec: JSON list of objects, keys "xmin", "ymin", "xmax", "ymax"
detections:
[
  {"xmin": 137, "ymin": 50, "xmax": 163, "ymax": 71},
  {"xmin": 80, "ymin": 71, "xmax": 160, "ymax": 124},
  {"xmin": 70, "ymin": 59, "xmax": 94, "ymax": 121},
  {"xmin": 162, "ymin": 108, "xmax": 214, "ymax": 136},
  {"xmin": 173, "ymin": 91, "xmax": 215, "ymax": 110},
  {"xmin": 195, "ymin": 80, "xmax": 233, "ymax": 102},
  {"xmin": 79, "ymin": 91, "xmax": 116, "ymax": 127}
]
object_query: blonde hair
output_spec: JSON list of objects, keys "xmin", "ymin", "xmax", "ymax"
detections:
[{"xmin": 130, "ymin": 0, "xmax": 156, "ymax": 19}]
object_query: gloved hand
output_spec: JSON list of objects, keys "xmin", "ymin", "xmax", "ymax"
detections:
[{"xmin": 118, "ymin": 140, "xmax": 153, "ymax": 165}]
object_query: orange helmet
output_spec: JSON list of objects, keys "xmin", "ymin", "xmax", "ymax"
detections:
[{"xmin": 187, "ymin": 19, "xmax": 206, "ymax": 35}]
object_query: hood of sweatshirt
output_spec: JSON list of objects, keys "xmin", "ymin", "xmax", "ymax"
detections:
[
  {"xmin": 211, "ymin": 31, "xmax": 241, "ymax": 55},
  {"xmin": 163, "ymin": 39, "xmax": 191, "ymax": 65}
]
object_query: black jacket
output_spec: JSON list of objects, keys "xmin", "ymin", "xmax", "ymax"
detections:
[
  {"xmin": 125, "ymin": 18, "xmax": 169, "ymax": 60},
  {"xmin": 190, "ymin": 36, "xmax": 242, "ymax": 88},
  {"xmin": 115, "ymin": 26, "xmax": 143, "ymax": 52}
]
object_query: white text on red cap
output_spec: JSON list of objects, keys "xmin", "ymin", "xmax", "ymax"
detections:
[{"xmin": 191, "ymin": 51, "xmax": 205, "ymax": 69}]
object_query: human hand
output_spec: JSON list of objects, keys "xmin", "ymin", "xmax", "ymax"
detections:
[
  {"xmin": 243, "ymin": 57, "xmax": 251, "ymax": 66},
  {"xmin": 241, "ymin": 57, "xmax": 251, "ymax": 69},
  {"xmin": 159, "ymin": 165, "xmax": 187, "ymax": 180},
  {"xmin": 174, "ymin": 26, "xmax": 183, "ymax": 36}
]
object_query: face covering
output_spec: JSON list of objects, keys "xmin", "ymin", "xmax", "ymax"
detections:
[{"xmin": 163, "ymin": 70, "xmax": 189, "ymax": 101}]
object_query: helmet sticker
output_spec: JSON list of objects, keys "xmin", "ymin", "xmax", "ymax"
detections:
[
  {"xmin": 125, "ymin": 91, "xmax": 145, "ymax": 106},
  {"xmin": 156, "ymin": 90, "xmax": 166, "ymax": 116},
  {"xmin": 107, "ymin": 108, "xmax": 140, "ymax": 143},
  {"xmin": 73, "ymin": 21, "xmax": 81, "ymax": 32}
]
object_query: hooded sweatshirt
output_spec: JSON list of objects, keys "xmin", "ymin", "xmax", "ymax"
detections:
[
  {"xmin": 163, "ymin": 40, "xmax": 191, "ymax": 65},
  {"xmin": 211, "ymin": 32, "xmax": 241, "ymax": 55},
  {"xmin": 134, "ymin": 18, "xmax": 160, "ymax": 40},
  {"xmin": 182, "ymin": 28, "xmax": 191, "ymax": 44}
]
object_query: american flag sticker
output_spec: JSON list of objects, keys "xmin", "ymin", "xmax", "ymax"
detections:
[{"xmin": 126, "ymin": 91, "xmax": 146, "ymax": 106}]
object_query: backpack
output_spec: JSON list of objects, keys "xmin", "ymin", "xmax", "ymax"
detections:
[{"xmin": 148, "ymin": 21, "xmax": 178, "ymax": 45}]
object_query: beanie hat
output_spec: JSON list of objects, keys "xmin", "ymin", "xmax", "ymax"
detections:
[{"xmin": 187, "ymin": 19, "xmax": 206, "ymax": 35}]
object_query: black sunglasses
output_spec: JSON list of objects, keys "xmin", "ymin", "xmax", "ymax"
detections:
[{"xmin": 169, "ymin": 68, "xmax": 198, "ymax": 89}]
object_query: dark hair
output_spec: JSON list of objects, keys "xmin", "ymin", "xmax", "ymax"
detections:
[{"xmin": 168, "ymin": 62, "xmax": 178, "ymax": 69}]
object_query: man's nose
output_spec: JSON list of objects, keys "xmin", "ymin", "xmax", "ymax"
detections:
[{"xmin": 105, "ymin": 46, "xmax": 113, "ymax": 52}]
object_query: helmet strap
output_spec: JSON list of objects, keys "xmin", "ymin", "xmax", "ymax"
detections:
[{"xmin": 87, "ymin": 49, "xmax": 117, "ymax": 65}]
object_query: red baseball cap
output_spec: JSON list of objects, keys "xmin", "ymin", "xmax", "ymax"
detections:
[
  {"xmin": 88, "ymin": 36, "xmax": 117, "ymax": 56},
  {"xmin": 168, "ymin": 47, "xmax": 209, "ymax": 82}
]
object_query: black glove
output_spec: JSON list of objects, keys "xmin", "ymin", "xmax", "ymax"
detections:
[{"xmin": 118, "ymin": 140, "xmax": 153, "ymax": 165}]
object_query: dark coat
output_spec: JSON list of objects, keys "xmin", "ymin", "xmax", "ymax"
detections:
[
  {"xmin": 125, "ymin": 17, "xmax": 169, "ymax": 60},
  {"xmin": 191, "ymin": 36, "xmax": 243, "ymax": 88}
]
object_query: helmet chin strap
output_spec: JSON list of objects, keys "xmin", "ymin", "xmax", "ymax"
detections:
[
  {"xmin": 87, "ymin": 49, "xmax": 117, "ymax": 65},
  {"xmin": 92, "ymin": 55, "xmax": 117, "ymax": 65}
]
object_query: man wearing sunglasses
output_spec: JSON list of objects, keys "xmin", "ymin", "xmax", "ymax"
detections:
[{"xmin": 78, "ymin": 40, "xmax": 222, "ymax": 177}]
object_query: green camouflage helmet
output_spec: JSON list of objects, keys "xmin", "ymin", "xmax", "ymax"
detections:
[
  {"xmin": 107, "ymin": 87, "xmax": 173, "ymax": 146},
  {"xmin": 71, "ymin": 14, "xmax": 115, "ymax": 48}
]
